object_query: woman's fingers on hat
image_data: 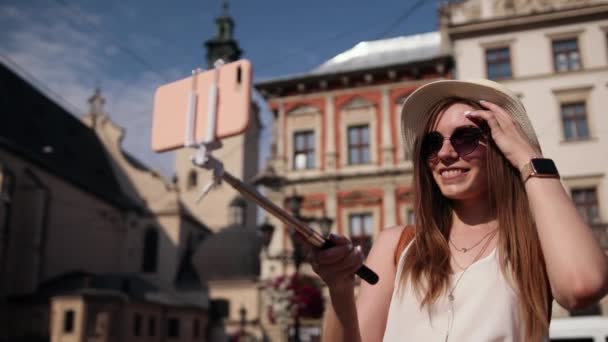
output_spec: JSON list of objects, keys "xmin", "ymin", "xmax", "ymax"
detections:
[
  {"xmin": 479, "ymin": 100, "xmax": 517, "ymax": 129},
  {"xmin": 465, "ymin": 109, "xmax": 501, "ymax": 132}
]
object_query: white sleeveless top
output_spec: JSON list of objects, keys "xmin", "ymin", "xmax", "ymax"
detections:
[{"xmin": 383, "ymin": 242, "xmax": 523, "ymax": 341}]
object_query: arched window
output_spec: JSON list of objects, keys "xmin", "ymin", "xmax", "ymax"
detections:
[{"xmin": 142, "ymin": 228, "xmax": 158, "ymax": 273}]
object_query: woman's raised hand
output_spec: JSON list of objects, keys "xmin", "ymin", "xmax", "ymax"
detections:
[
  {"xmin": 307, "ymin": 234, "xmax": 365, "ymax": 294},
  {"xmin": 465, "ymin": 100, "xmax": 542, "ymax": 170}
]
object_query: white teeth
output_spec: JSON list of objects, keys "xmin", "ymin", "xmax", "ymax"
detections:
[{"xmin": 441, "ymin": 169, "xmax": 465, "ymax": 177}]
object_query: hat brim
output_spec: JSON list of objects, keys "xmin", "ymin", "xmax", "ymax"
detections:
[{"xmin": 400, "ymin": 79, "xmax": 540, "ymax": 157}]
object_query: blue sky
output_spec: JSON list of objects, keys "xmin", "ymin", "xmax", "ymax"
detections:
[{"xmin": 0, "ymin": 0, "xmax": 441, "ymax": 178}]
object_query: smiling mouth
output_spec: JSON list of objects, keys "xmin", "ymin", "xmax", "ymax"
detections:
[{"xmin": 440, "ymin": 168, "xmax": 469, "ymax": 179}]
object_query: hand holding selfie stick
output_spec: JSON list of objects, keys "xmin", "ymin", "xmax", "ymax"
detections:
[{"xmin": 187, "ymin": 60, "xmax": 379, "ymax": 285}]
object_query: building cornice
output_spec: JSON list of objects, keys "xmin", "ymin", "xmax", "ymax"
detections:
[
  {"xmin": 283, "ymin": 165, "xmax": 413, "ymax": 186},
  {"xmin": 256, "ymin": 56, "xmax": 452, "ymax": 99},
  {"xmin": 498, "ymin": 66, "xmax": 608, "ymax": 84},
  {"xmin": 447, "ymin": 4, "xmax": 608, "ymax": 40}
]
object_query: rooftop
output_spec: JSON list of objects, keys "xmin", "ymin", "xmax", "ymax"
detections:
[
  {"xmin": 256, "ymin": 31, "xmax": 444, "ymax": 86},
  {"xmin": 311, "ymin": 31, "xmax": 442, "ymax": 75}
]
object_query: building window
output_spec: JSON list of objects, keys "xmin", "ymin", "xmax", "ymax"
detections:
[
  {"xmin": 561, "ymin": 102, "xmax": 589, "ymax": 140},
  {"xmin": 142, "ymin": 228, "xmax": 158, "ymax": 273},
  {"xmin": 193, "ymin": 318, "xmax": 200, "ymax": 338},
  {"xmin": 63, "ymin": 310, "xmax": 75, "ymax": 333},
  {"xmin": 133, "ymin": 313, "xmax": 142, "ymax": 337},
  {"xmin": 572, "ymin": 188, "xmax": 600, "ymax": 224},
  {"xmin": 348, "ymin": 125, "xmax": 370, "ymax": 165},
  {"xmin": 485, "ymin": 47, "xmax": 512, "ymax": 80},
  {"xmin": 293, "ymin": 131, "xmax": 315, "ymax": 170},
  {"xmin": 148, "ymin": 316, "xmax": 156, "ymax": 337},
  {"xmin": 167, "ymin": 318, "xmax": 180, "ymax": 338},
  {"xmin": 553, "ymin": 38, "xmax": 581, "ymax": 72},
  {"xmin": 349, "ymin": 213, "xmax": 373, "ymax": 256}
]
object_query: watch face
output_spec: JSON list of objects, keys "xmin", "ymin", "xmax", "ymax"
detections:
[{"xmin": 532, "ymin": 158, "xmax": 558, "ymax": 174}]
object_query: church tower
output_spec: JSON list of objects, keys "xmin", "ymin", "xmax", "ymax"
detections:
[{"xmin": 204, "ymin": 0, "xmax": 243, "ymax": 68}]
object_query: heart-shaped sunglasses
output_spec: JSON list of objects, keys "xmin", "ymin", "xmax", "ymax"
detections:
[{"xmin": 421, "ymin": 126, "xmax": 487, "ymax": 161}]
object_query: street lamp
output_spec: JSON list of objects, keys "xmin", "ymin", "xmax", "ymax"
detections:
[{"xmin": 258, "ymin": 219, "xmax": 275, "ymax": 252}]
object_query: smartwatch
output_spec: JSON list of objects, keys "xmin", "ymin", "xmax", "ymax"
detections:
[{"xmin": 520, "ymin": 158, "xmax": 560, "ymax": 183}]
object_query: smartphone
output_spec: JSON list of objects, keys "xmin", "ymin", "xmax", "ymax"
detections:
[{"xmin": 151, "ymin": 59, "xmax": 252, "ymax": 152}]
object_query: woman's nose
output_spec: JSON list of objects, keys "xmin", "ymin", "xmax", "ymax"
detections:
[{"xmin": 436, "ymin": 139, "xmax": 458, "ymax": 160}]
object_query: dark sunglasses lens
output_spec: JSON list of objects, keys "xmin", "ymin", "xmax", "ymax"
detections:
[
  {"xmin": 451, "ymin": 127, "xmax": 482, "ymax": 156},
  {"xmin": 422, "ymin": 132, "xmax": 443, "ymax": 160}
]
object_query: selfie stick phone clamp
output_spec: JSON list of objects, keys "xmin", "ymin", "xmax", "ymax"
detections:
[{"xmin": 187, "ymin": 60, "xmax": 379, "ymax": 285}]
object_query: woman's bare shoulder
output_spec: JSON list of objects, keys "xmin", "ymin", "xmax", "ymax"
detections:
[{"xmin": 375, "ymin": 225, "xmax": 409, "ymax": 251}]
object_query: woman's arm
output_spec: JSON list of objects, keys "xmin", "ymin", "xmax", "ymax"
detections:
[
  {"xmin": 318, "ymin": 227, "xmax": 405, "ymax": 342},
  {"xmin": 467, "ymin": 101, "xmax": 608, "ymax": 310},
  {"xmin": 525, "ymin": 177, "xmax": 608, "ymax": 310}
]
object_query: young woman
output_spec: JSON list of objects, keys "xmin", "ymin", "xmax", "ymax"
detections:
[{"xmin": 308, "ymin": 79, "xmax": 608, "ymax": 341}]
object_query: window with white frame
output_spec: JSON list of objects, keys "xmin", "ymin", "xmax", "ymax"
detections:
[
  {"xmin": 561, "ymin": 102, "xmax": 589, "ymax": 141},
  {"xmin": 293, "ymin": 130, "xmax": 315, "ymax": 170},
  {"xmin": 348, "ymin": 124, "xmax": 370, "ymax": 165},
  {"xmin": 485, "ymin": 47, "xmax": 512, "ymax": 80},
  {"xmin": 552, "ymin": 38, "xmax": 582, "ymax": 72},
  {"xmin": 349, "ymin": 213, "xmax": 373, "ymax": 256}
]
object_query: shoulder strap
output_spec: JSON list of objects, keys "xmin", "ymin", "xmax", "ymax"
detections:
[{"xmin": 393, "ymin": 225, "xmax": 415, "ymax": 267}]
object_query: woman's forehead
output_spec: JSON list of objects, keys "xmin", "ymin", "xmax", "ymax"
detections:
[{"xmin": 430, "ymin": 102, "xmax": 478, "ymax": 133}]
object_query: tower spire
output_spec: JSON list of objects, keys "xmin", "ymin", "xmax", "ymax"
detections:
[
  {"xmin": 88, "ymin": 87, "xmax": 106, "ymax": 116},
  {"xmin": 222, "ymin": 0, "xmax": 229, "ymax": 16},
  {"xmin": 204, "ymin": 0, "xmax": 242, "ymax": 68}
]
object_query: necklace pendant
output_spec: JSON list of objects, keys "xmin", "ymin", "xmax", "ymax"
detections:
[
  {"xmin": 462, "ymin": 248, "xmax": 468, "ymax": 253},
  {"xmin": 448, "ymin": 293, "xmax": 454, "ymax": 301}
]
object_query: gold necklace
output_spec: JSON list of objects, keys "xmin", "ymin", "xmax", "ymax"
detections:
[
  {"xmin": 449, "ymin": 227, "xmax": 497, "ymax": 253},
  {"xmin": 445, "ymin": 229, "xmax": 497, "ymax": 342}
]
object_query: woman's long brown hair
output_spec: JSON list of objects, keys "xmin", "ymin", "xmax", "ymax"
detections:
[{"xmin": 399, "ymin": 97, "xmax": 551, "ymax": 341}]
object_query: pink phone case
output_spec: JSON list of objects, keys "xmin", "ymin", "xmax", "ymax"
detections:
[{"xmin": 151, "ymin": 59, "xmax": 252, "ymax": 152}]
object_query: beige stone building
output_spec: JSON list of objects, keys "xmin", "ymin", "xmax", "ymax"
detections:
[{"xmin": 440, "ymin": 0, "xmax": 608, "ymax": 317}]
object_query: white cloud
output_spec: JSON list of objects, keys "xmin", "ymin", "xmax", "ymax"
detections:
[{"xmin": 0, "ymin": 3, "xmax": 175, "ymax": 178}]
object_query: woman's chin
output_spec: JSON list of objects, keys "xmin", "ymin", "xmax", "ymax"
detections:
[{"xmin": 439, "ymin": 184, "xmax": 487, "ymax": 201}]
